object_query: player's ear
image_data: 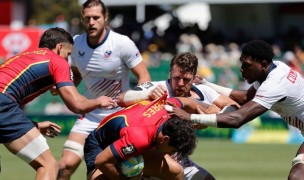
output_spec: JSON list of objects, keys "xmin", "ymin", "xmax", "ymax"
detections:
[
  {"xmin": 261, "ymin": 60, "xmax": 269, "ymax": 69},
  {"xmin": 163, "ymin": 135, "xmax": 170, "ymax": 142},
  {"xmin": 55, "ymin": 43, "xmax": 63, "ymax": 55}
]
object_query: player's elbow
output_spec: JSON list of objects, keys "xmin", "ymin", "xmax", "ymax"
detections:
[{"xmin": 219, "ymin": 114, "xmax": 245, "ymax": 128}]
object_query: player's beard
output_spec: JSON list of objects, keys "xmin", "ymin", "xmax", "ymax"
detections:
[{"xmin": 173, "ymin": 88, "xmax": 190, "ymax": 97}]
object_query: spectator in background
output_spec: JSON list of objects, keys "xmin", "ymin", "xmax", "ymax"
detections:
[
  {"xmin": 57, "ymin": 0, "xmax": 151, "ymax": 179},
  {"xmin": 54, "ymin": 13, "xmax": 69, "ymax": 31},
  {"xmin": 282, "ymin": 51, "xmax": 303, "ymax": 74}
]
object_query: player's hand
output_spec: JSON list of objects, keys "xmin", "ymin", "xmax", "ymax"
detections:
[
  {"xmin": 170, "ymin": 107, "xmax": 192, "ymax": 121},
  {"xmin": 193, "ymin": 74, "xmax": 203, "ymax": 84},
  {"xmin": 98, "ymin": 96, "xmax": 116, "ymax": 109},
  {"xmin": 149, "ymin": 85, "xmax": 167, "ymax": 100},
  {"xmin": 37, "ymin": 121, "xmax": 61, "ymax": 138},
  {"xmin": 49, "ymin": 86, "xmax": 59, "ymax": 96}
]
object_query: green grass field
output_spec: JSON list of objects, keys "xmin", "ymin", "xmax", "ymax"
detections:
[{"xmin": 0, "ymin": 137, "xmax": 299, "ymax": 180}]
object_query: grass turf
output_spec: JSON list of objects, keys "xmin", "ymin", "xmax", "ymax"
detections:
[{"xmin": 0, "ymin": 136, "xmax": 299, "ymax": 180}]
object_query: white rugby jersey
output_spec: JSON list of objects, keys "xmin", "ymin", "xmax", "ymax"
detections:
[
  {"xmin": 70, "ymin": 29, "xmax": 143, "ymax": 100},
  {"xmin": 252, "ymin": 61, "xmax": 304, "ymax": 131},
  {"xmin": 138, "ymin": 80, "xmax": 220, "ymax": 104}
]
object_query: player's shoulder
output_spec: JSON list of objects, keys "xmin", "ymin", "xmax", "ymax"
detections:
[
  {"xmin": 192, "ymin": 83, "xmax": 214, "ymax": 92},
  {"xmin": 73, "ymin": 33, "xmax": 86, "ymax": 43},
  {"xmin": 109, "ymin": 30, "xmax": 133, "ymax": 43}
]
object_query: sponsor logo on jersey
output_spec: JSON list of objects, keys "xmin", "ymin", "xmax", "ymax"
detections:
[
  {"xmin": 78, "ymin": 51, "xmax": 85, "ymax": 57},
  {"xmin": 104, "ymin": 50, "xmax": 112, "ymax": 58},
  {"xmin": 121, "ymin": 144, "xmax": 136, "ymax": 156}
]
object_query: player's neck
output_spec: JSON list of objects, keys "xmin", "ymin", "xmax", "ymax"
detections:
[{"xmin": 88, "ymin": 28, "xmax": 108, "ymax": 46}]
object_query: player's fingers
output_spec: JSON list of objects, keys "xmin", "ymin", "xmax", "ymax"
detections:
[
  {"xmin": 49, "ymin": 122, "xmax": 61, "ymax": 130},
  {"xmin": 196, "ymin": 105, "xmax": 206, "ymax": 114},
  {"xmin": 50, "ymin": 126, "xmax": 61, "ymax": 134}
]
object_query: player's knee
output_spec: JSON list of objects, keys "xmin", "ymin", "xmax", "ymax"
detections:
[
  {"xmin": 288, "ymin": 164, "xmax": 304, "ymax": 180},
  {"xmin": 58, "ymin": 140, "xmax": 84, "ymax": 177}
]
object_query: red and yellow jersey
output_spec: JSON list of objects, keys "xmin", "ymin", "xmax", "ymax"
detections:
[
  {"xmin": 0, "ymin": 48, "xmax": 73, "ymax": 105},
  {"xmin": 95, "ymin": 94, "xmax": 182, "ymax": 161}
]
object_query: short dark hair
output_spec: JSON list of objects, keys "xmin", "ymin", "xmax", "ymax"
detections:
[
  {"xmin": 241, "ymin": 40, "xmax": 274, "ymax": 62},
  {"xmin": 39, "ymin": 27, "xmax": 73, "ymax": 49},
  {"xmin": 162, "ymin": 117, "xmax": 196, "ymax": 156},
  {"xmin": 170, "ymin": 52, "xmax": 198, "ymax": 75},
  {"xmin": 82, "ymin": 0, "xmax": 107, "ymax": 16}
]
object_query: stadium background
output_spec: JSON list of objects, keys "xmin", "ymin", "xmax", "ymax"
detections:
[{"xmin": 0, "ymin": 1, "xmax": 304, "ymax": 179}]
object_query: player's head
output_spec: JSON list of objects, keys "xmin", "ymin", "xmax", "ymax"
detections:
[
  {"xmin": 240, "ymin": 40, "xmax": 275, "ymax": 84},
  {"xmin": 39, "ymin": 27, "xmax": 73, "ymax": 60},
  {"xmin": 158, "ymin": 117, "xmax": 196, "ymax": 156},
  {"xmin": 81, "ymin": 0, "xmax": 108, "ymax": 39},
  {"xmin": 169, "ymin": 53, "xmax": 198, "ymax": 97}
]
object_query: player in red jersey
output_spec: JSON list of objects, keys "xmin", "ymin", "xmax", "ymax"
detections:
[
  {"xmin": 84, "ymin": 94, "xmax": 213, "ymax": 180},
  {"xmin": 0, "ymin": 27, "xmax": 115, "ymax": 179}
]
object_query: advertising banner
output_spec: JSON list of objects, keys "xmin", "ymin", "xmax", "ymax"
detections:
[{"xmin": 0, "ymin": 27, "xmax": 44, "ymax": 60}]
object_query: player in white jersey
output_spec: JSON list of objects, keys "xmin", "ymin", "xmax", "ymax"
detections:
[
  {"xmin": 171, "ymin": 40, "xmax": 304, "ymax": 179},
  {"xmin": 57, "ymin": 1, "xmax": 151, "ymax": 179},
  {"xmin": 118, "ymin": 52, "xmax": 239, "ymax": 180}
]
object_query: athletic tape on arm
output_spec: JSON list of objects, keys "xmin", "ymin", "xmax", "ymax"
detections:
[
  {"xmin": 122, "ymin": 90, "xmax": 150, "ymax": 104},
  {"xmin": 202, "ymin": 79, "xmax": 233, "ymax": 96},
  {"xmin": 190, "ymin": 114, "xmax": 217, "ymax": 127}
]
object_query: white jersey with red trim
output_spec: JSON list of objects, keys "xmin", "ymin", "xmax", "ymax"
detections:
[
  {"xmin": 70, "ymin": 29, "xmax": 142, "ymax": 100},
  {"xmin": 252, "ymin": 61, "xmax": 304, "ymax": 131},
  {"xmin": 69, "ymin": 29, "xmax": 143, "ymax": 133}
]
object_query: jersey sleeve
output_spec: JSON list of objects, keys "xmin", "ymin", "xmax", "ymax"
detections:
[
  {"xmin": 110, "ymin": 127, "xmax": 153, "ymax": 161},
  {"xmin": 196, "ymin": 84, "xmax": 220, "ymax": 104},
  {"xmin": 49, "ymin": 55, "xmax": 74, "ymax": 89},
  {"xmin": 252, "ymin": 79, "xmax": 287, "ymax": 109},
  {"xmin": 119, "ymin": 36, "xmax": 143, "ymax": 69}
]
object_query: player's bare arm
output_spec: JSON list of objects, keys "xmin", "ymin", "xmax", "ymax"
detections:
[
  {"xmin": 58, "ymin": 85, "xmax": 115, "ymax": 114},
  {"xmin": 131, "ymin": 61, "xmax": 151, "ymax": 85},
  {"xmin": 94, "ymin": 146, "xmax": 122, "ymax": 179},
  {"xmin": 117, "ymin": 84, "xmax": 167, "ymax": 107}
]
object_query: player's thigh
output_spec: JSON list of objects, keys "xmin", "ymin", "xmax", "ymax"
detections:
[
  {"xmin": 4, "ymin": 127, "xmax": 41, "ymax": 153},
  {"xmin": 4, "ymin": 127, "xmax": 55, "ymax": 169},
  {"xmin": 143, "ymin": 150, "xmax": 182, "ymax": 178}
]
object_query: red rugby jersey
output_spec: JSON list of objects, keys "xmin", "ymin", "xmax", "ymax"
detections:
[
  {"xmin": 95, "ymin": 94, "xmax": 183, "ymax": 161},
  {"xmin": 0, "ymin": 48, "xmax": 73, "ymax": 105}
]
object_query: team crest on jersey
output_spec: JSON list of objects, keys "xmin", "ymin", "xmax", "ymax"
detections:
[
  {"xmin": 121, "ymin": 144, "xmax": 137, "ymax": 156},
  {"xmin": 104, "ymin": 50, "xmax": 112, "ymax": 59},
  {"xmin": 78, "ymin": 51, "xmax": 85, "ymax": 57}
]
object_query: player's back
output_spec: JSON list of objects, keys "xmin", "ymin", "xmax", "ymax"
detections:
[
  {"xmin": 97, "ymin": 95, "xmax": 170, "ymax": 130},
  {"xmin": 0, "ymin": 49, "xmax": 59, "ymax": 104}
]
